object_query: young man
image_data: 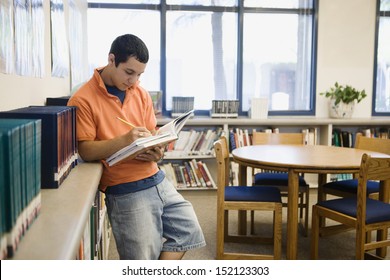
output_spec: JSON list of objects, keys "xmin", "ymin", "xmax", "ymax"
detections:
[{"xmin": 68, "ymin": 34, "xmax": 205, "ymax": 260}]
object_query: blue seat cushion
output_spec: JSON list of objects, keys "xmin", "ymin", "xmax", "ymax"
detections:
[
  {"xmin": 225, "ymin": 186, "xmax": 282, "ymax": 203},
  {"xmin": 254, "ymin": 172, "xmax": 309, "ymax": 187},
  {"xmin": 322, "ymin": 179, "xmax": 379, "ymax": 195},
  {"xmin": 317, "ymin": 197, "xmax": 390, "ymax": 224}
]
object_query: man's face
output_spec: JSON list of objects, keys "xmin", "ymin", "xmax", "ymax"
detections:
[{"xmin": 109, "ymin": 54, "xmax": 147, "ymax": 91}]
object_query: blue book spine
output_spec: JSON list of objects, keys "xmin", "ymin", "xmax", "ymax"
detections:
[{"xmin": 229, "ymin": 129, "xmax": 236, "ymax": 152}]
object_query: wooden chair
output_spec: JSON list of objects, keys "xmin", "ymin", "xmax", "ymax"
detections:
[
  {"xmin": 214, "ymin": 136, "xmax": 283, "ymax": 260},
  {"xmin": 311, "ymin": 154, "xmax": 390, "ymax": 259},
  {"xmin": 251, "ymin": 132, "xmax": 310, "ymax": 236},
  {"xmin": 319, "ymin": 134, "xmax": 390, "ymax": 202}
]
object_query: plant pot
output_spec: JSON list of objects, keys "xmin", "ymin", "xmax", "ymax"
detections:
[{"xmin": 329, "ymin": 99, "xmax": 355, "ymax": 118}]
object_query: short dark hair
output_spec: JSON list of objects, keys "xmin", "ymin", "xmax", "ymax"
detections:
[{"xmin": 109, "ymin": 34, "xmax": 149, "ymax": 66}]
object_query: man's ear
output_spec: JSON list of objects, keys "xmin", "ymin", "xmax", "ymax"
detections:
[{"xmin": 108, "ymin": 53, "xmax": 115, "ymax": 65}]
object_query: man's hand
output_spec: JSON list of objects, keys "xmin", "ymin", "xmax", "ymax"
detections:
[
  {"xmin": 135, "ymin": 145, "xmax": 165, "ymax": 162},
  {"xmin": 78, "ymin": 127, "xmax": 152, "ymax": 162},
  {"xmin": 125, "ymin": 127, "xmax": 152, "ymax": 143}
]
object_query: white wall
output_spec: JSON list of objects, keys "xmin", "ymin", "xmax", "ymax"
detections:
[
  {"xmin": 0, "ymin": 0, "xmax": 88, "ymax": 111},
  {"xmin": 316, "ymin": 0, "xmax": 377, "ymax": 118},
  {"xmin": 0, "ymin": 0, "xmax": 379, "ymax": 117}
]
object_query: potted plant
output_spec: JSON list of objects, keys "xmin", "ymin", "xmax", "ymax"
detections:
[{"xmin": 320, "ymin": 82, "xmax": 367, "ymax": 118}]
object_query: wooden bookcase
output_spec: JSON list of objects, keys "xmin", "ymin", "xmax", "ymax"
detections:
[
  {"xmin": 157, "ymin": 117, "xmax": 390, "ymax": 190},
  {"xmin": 10, "ymin": 162, "xmax": 110, "ymax": 260},
  {"xmin": 8, "ymin": 117, "xmax": 390, "ymax": 259}
]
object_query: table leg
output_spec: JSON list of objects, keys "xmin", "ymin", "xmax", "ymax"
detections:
[
  {"xmin": 317, "ymin": 174, "xmax": 327, "ymax": 203},
  {"xmin": 286, "ymin": 169, "xmax": 299, "ymax": 260},
  {"xmin": 238, "ymin": 164, "xmax": 247, "ymax": 235}
]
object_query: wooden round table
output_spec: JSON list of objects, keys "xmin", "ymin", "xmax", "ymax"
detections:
[{"xmin": 232, "ymin": 144, "xmax": 389, "ymax": 260}]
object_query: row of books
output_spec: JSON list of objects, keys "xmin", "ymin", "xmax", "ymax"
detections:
[
  {"xmin": 330, "ymin": 128, "xmax": 390, "ymax": 182},
  {"xmin": 171, "ymin": 96, "xmax": 194, "ymax": 117},
  {"xmin": 332, "ymin": 129, "xmax": 355, "ymax": 148},
  {"xmin": 228, "ymin": 128, "xmax": 252, "ymax": 151},
  {"xmin": 0, "ymin": 119, "xmax": 42, "ymax": 259},
  {"xmin": 330, "ymin": 128, "xmax": 355, "ymax": 182},
  {"xmin": 211, "ymin": 100, "xmax": 239, "ymax": 118},
  {"xmin": 333, "ymin": 127, "xmax": 390, "ymax": 148},
  {"xmin": 165, "ymin": 128, "xmax": 225, "ymax": 157},
  {"xmin": 159, "ymin": 159, "xmax": 216, "ymax": 189},
  {"xmin": 0, "ymin": 106, "xmax": 78, "ymax": 189},
  {"xmin": 359, "ymin": 127, "xmax": 389, "ymax": 139},
  {"xmin": 333, "ymin": 127, "xmax": 390, "ymax": 149},
  {"xmin": 76, "ymin": 190, "xmax": 109, "ymax": 260}
]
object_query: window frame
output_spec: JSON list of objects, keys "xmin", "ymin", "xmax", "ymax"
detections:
[
  {"xmin": 88, "ymin": 0, "xmax": 318, "ymax": 117},
  {"xmin": 372, "ymin": 0, "xmax": 390, "ymax": 116}
]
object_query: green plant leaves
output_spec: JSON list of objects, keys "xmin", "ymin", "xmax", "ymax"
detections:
[{"xmin": 320, "ymin": 82, "xmax": 367, "ymax": 105}]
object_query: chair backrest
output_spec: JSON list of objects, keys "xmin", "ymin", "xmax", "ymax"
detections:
[
  {"xmin": 357, "ymin": 154, "xmax": 390, "ymax": 222},
  {"xmin": 355, "ymin": 133, "xmax": 390, "ymax": 155},
  {"xmin": 252, "ymin": 132, "xmax": 304, "ymax": 145},
  {"xmin": 214, "ymin": 136, "xmax": 230, "ymax": 189}
]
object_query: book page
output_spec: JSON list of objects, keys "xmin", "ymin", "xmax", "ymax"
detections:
[
  {"xmin": 106, "ymin": 110, "xmax": 194, "ymax": 166},
  {"xmin": 157, "ymin": 110, "xmax": 194, "ymax": 135},
  {"xmin": 107, "ymin": 134, "xmax": 177, "ymax": 166}
]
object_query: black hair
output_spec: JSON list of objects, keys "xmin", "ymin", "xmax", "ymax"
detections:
[{"xmin": 109, "ymin": 34, "xmax": 149, "ymax": 66}]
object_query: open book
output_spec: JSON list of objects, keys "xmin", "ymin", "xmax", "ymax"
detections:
[{"xmin": 106, "ymin": 110, "xmax": 194, "ymax": 166}]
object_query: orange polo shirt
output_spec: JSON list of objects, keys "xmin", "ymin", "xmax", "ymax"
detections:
[{"xmin": 68, "ymin": 68, "xmax": 159, "ymax": 191}]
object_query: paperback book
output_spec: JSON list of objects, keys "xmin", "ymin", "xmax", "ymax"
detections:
[{"xmin": 106, "ymin": 110, "xmax": 194, "ymax": 166}]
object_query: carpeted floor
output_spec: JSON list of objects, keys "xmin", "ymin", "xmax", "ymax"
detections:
[{"xmin": 107, "ymin": 189, "xmax": 390, "ymax": 260}]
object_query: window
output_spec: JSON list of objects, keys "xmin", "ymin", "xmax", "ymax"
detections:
[
  {"xmin": 87, "ymin": 8, "xmax": 161, "ymax": 91},
  {"xmin": 242, "ymin": 2, "xmax": 314, "ymax": 113},
  {"xmin": 87, "ymin": 0, "xmax": 316, "ymax": 116},
  {"xmin": 166, "ymin": 10, "xmax": 238, "ymax": 111},
  {"xmin": 373, "ymin": 0, "xmax": 390, "ymax": 116}
]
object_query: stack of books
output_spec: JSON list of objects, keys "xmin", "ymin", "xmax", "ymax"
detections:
[
  {"xmin": 0, "ymin": 119, "xmax": 42, "ymax": 259},
  {"xmin": 211, "ymin": 100, "xmax": 239, "ymax": 118},
  {"xmin": 0, "ymin": 106, "xmax": 78, "ymax": 189},
  {"xmin": 171, "ymin": 96, "xmax": 194, "ymax": 117}
]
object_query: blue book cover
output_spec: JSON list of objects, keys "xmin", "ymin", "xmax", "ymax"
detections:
[
  {"xmin": 0, "ymin": 106, "xmax": 76, "ymax": 189},
  {"xmin": 229, "ymin": 129, "xmax": 236, "ymax": 152}
]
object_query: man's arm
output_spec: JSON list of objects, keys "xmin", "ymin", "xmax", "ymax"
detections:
[{"xmin": 78, "ymin": 127, "xmax": 152, "ymax": 162}]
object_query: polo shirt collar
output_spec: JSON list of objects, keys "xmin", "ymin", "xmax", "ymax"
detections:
[{"xmin": 93, "ymin": 67, "xmax": 140, "ymax": 95}]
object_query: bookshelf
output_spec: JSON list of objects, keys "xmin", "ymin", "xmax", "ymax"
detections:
[
  {"xmin": 10, "ymin": 162, "xmax": 107, "ymax": 260},
  {"xmin": 157, "ymin": 119, "xmax": 224, "ymax": 190},
  {"xmin": 6, "ymin": 117, "xmax": 389, "ymax": 259},
  {"xmin": 157, "ymin": 117, "xmax": 390, "ymax": 190}
]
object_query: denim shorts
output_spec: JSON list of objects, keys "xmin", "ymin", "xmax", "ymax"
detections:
[{"xmin": 105, "ymin": 177, "xmax": 206, "ymax": 260}]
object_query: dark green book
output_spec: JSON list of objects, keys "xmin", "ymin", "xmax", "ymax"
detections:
[{"xmin": 0, "ymin": 119, "xmax": 41, "ymax": 258}]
